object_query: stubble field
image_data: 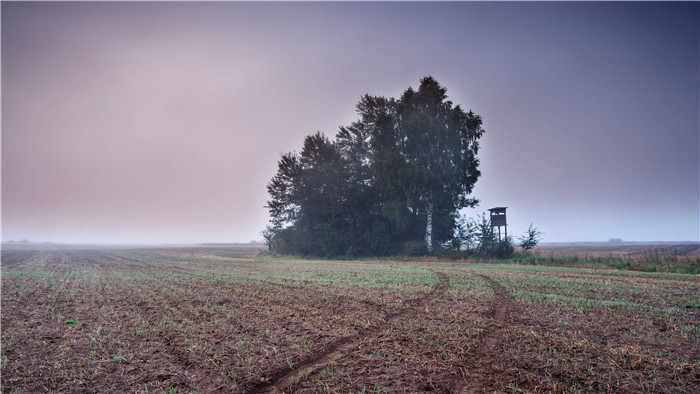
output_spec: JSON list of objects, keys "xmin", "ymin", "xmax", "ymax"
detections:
[{"xmin": 1, "ymin": 247, "xmax": 699, "ymax": 393}]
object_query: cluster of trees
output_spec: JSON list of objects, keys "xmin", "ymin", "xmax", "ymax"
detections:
[
  {"xmin": 455, "ymin": 216, "xmax": 543, "ymax": 258},
  {"xmin": 264, "ymin": 77, "xmax": 541, "ymax": 257}
]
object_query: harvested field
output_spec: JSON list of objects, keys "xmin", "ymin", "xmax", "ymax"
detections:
[
  {"xmin": 1, "ymin": 248, "xmax": 699, "ymax": 392},
  {"xmin": 534, "ymin": 243, "xmax": 700, "ymax": 257}
]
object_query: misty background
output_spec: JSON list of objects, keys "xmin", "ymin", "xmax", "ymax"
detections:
[{"xmin": 2, "ymin": 2, "xmax": 698, "ymax": 244}]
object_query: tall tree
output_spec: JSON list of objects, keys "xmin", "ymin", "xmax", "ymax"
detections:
[
  {"xmin": 365, "ymin": 77, "xmax": 485, "ymax": 251},
  {"xmin": 264, "ymin": 77, "xmax": 485, "ymax": 256}
]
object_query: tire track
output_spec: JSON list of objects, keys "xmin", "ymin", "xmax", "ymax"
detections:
[
  {"xmin": 245, "ymin": 271, "xmax": 449, "ymax": 394},
  {"xmin": 454, "ymin": 273, "xmax": 515, "ymax": 393},
  {"xmin": 476, "ymin": 274, "xmax": 512, "ymax": 321}
]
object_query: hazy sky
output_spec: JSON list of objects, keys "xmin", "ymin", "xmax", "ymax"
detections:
[{"xmin": 2, "ymin": 2, "xmax": 698, "ymax": 244}]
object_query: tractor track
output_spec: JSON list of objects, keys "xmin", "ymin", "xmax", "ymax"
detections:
[
  {"xmin": 244, "ymin": 271, "xmax": 449, "ymax": 394},
  {"xmin": 454, "ymin": 273, "xmax": 516, "ymax": 393}
]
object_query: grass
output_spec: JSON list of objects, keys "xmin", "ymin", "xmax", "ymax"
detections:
[{"xmin": 506, "ymin": 250, "xmax": 700, "ymax": 274}]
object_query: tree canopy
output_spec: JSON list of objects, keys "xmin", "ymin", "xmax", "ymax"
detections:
[{"xmin": 264, "ymin": 77, "xmax": 485, "ymax": 256}]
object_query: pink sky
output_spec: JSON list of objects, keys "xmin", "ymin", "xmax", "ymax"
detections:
[{"xmin": 2, "ymin": 2, "xmax": 698, "ymax": 243}]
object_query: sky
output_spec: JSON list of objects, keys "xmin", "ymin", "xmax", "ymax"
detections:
[{"xmin": 2, "ymin": 1, "xmax": 698, "ymax": 244}]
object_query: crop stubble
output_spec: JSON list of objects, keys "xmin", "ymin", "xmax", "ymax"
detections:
[{"xmin": 1, "ymin": 248, "xmax": 698, "ymax": 392}]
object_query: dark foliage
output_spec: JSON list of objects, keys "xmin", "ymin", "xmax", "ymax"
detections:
[
  {"xmin": 519, "ymin": 223, "xmax": 543, "ymax": 252},
  {"xmin": 264, "ymin": 77, "xmax": 485, "ymax": 257}
]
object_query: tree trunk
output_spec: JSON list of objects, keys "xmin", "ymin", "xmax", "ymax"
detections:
[{"xmin": 425, "ymin": 198, "xmax": 434, "ymax": 252}]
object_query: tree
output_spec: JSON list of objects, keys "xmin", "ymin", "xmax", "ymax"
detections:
[
  {"xmin": 371, "ymin": 77, "xmax": 484, "ymax": 251},
  {"xmin": 452, "ymin": 214, "xmax": 479, "ymax": 251},
  {"xmin": 474, "ymin": 213, "xmax": 497, "ymax": 256},
  {"xmin": 264, "ymin": 77, "xmax": 485, "ymax": 256},
  {"xmin": 519, "ymin": 223, "xmax": 543, "ymax": 252}
]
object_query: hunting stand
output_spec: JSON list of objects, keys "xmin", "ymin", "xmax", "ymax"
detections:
[{"xmin": 488, "ymin": 207, "xmax": 507, "ymax": 241}]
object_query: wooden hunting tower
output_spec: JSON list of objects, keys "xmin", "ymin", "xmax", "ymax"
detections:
[{"xmin": 488, "ymin": 207, "xmax": 507, "ymax": 241}]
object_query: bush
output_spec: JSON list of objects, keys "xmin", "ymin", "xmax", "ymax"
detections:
[
  {"xmin": 401, "ymin": 240, "xmax": 429, "ymax": 256},
  {"xmin": 519, "ymin": 223, "xmax": 543, "ymax": 252}
]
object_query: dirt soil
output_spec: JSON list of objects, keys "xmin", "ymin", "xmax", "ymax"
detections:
[{"xmin": 2, "ymin": 248, "xmax": 698, "ymax": 393}]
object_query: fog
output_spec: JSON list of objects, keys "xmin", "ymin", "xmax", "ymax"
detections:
[{"xmin": 2, "ymin": 2, "xmax": 698, "ymax": 244}]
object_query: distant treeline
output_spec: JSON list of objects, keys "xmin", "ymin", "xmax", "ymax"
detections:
[{"xmin": 264, "ymin": 77, "xmax": 485, "ymax": 257}]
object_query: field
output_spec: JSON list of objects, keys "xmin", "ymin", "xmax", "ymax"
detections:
[
  {"xmin": 534, "ymin": 243, "xmax": 700, "ymax": 258},
  {"xmin": 1, "ymin": 247, "xmax": 699, "ymax": 393}
]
